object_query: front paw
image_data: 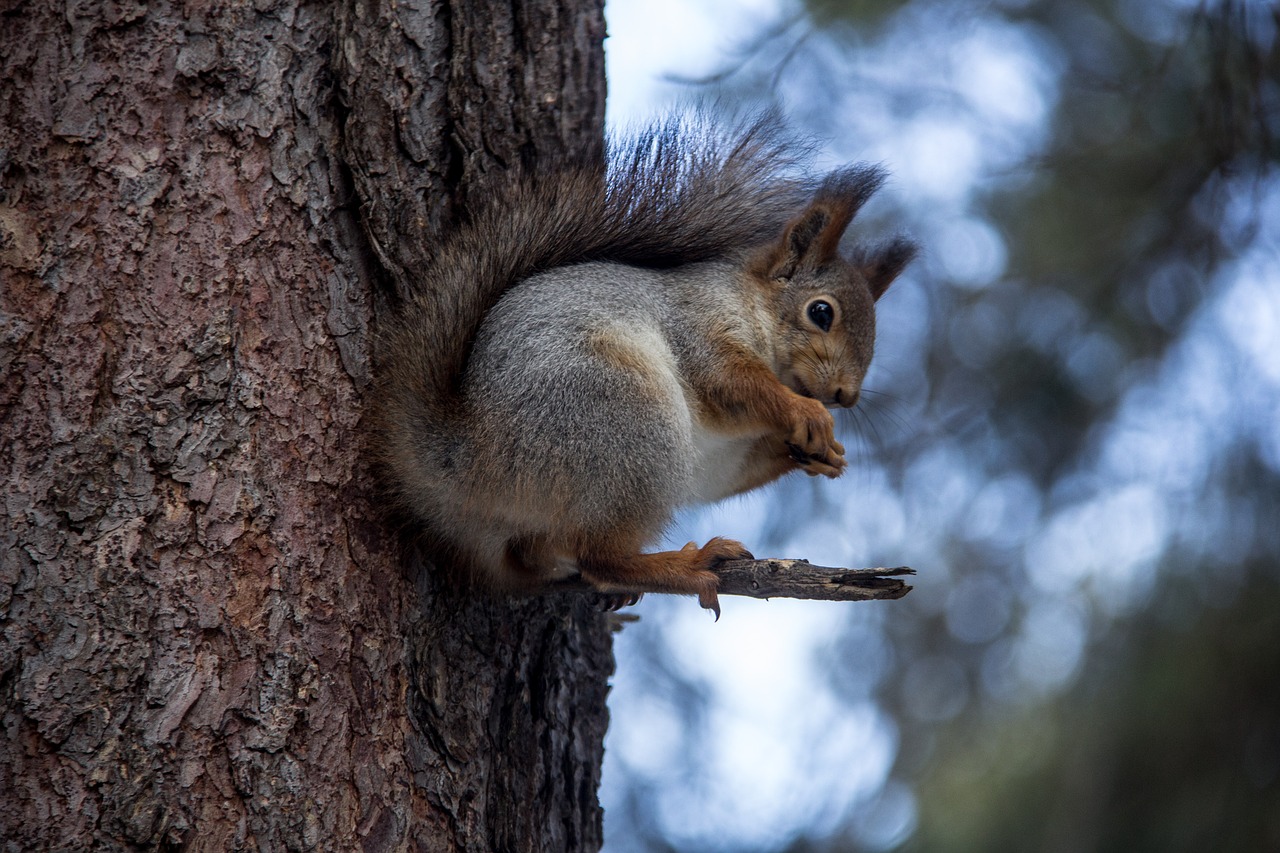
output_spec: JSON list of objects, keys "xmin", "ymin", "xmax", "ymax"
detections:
[{"xmin": 784, "ymin": 398, "xmax": 846, "ymax": 477}]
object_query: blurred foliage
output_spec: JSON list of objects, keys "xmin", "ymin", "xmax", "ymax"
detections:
[
  {"xmin": 603, "ymin": 0, "xmax": 1279, "ymax": 850},
  {"xmin": 985, "ymin": 0, "xmax": 1275, "ymax": 449},
  {"xmin": 869, "ymin": 464, "xmax": 1280, "ymax": 853},
  {"xmin": 780, "ymin": 569, "xmax": 1280, "ymax": 853},
  {"xmin": 897, "ymin": 571, "xmax": 1280, "ymax": 853}
]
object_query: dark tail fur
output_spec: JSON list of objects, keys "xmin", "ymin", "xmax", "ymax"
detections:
[{"xmin": 380, "ymin": 113, "xmax": 818, "ymax": 428}]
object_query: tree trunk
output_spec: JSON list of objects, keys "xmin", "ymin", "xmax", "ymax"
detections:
[{"xmin": 0, "ymin": 1, "xmax": 611, "ymax": 850}]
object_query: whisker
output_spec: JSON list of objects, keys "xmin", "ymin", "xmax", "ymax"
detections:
[{"xmin": 858, "ymin": 398, "xmax": 913, "ymax": 438}]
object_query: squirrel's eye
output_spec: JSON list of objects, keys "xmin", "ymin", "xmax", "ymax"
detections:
[{"xmin": 807, "ymin": 300, "xmax": 834, "ymax": 332}]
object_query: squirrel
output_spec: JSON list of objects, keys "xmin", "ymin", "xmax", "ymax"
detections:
[{"xmin": 373, "ymin": 115, "xmax": 916, "ymax": 616}]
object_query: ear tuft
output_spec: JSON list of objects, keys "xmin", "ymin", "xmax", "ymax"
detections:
[
  {"xmin": 814, "ymin": 165, "xmax": 887, "ymax": 221},
  {"xmin": 758, "ymin": 165, "xmax": 889, "ymax": 281},
  {"xmin": 860, "ymin": 236, "xmax": 918, "ymax": 300}
]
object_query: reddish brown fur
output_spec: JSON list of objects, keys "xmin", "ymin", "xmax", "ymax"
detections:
[{"xmin": 577, "ymin": 537, "xmax": 752, "ymax": 615}]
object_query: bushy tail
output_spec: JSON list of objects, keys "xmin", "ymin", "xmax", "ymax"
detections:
[{"xmin": 380, "ymin": 113, "xmax": 816, "ymax": 426}]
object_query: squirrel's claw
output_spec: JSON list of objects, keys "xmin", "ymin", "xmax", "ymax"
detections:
[
  {"xmin": 786, "ymin": 441, "xmax": 847, "ymax": 478},
  {"xmin": 696, "ymin": 537, "xmax": 753, "ymax": 619},
  {"xmin": 698, "ymin": 586, "xmax": 722, "ymax": 620},
  {"xmin": 599, "ymin": 592, "xmax": 643, "ymax": 611}
]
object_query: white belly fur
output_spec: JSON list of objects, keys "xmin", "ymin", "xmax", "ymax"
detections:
[{"xmin": 688, "ymin": 420, "xmax": 759, "ymax": 504}]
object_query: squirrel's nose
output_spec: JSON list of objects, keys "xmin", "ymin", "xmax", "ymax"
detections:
[{"xmin": 832, "ymin": 387, "xmax": 860, "ymax": 408}]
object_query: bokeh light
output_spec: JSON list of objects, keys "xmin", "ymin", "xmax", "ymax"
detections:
[{"xmin": 602, "ymin": 1, "xmax": 1280, "ymax": 850}]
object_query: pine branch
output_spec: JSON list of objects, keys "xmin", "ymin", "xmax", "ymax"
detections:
[
  {"xmin": 551, "ymin": 558, "xmax": 914, "ymax": 603},
  {"xmin": 712, "ymin": 558, "xmax": 914, "ymax": 601}
]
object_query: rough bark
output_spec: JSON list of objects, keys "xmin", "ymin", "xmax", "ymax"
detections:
[{"xmin": 1, "ymin": 0, "xmax": 609, "ymax": 850}]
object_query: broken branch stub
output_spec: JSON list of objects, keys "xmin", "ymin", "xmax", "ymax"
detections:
[{"xmin": 551, "ymin": 558, "xmax": 914, "ymax": 603}]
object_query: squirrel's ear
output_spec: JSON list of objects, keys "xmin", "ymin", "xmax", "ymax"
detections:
[
  {"xmin": 766, "ymin": 205, "xmax": 834, "ymax": 280},
  {"xmin": 760, "ymin": 166, "xmax": 889, "ymax": 282},
  {"xmin": 860, "ymin": 236, "xmax": 918, "ymax": 301}
]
